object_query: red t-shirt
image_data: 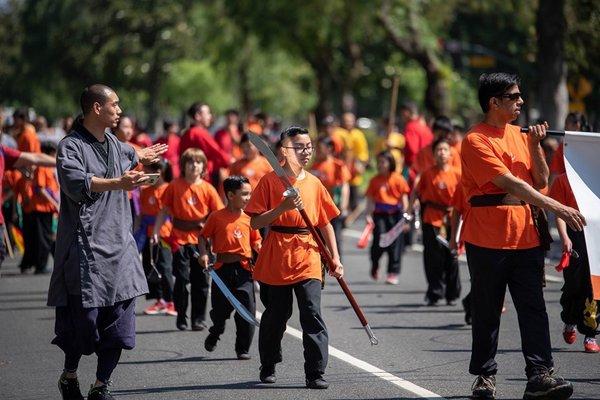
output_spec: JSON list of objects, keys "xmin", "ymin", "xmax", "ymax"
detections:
[
  {"xmin": 0, "ymin": 146, "xmax": 21, "ymax": 225},
  {"xmin": 155, "ymin": 133, "xmax": 181, "ymax": 178},
  {"xmin": 179, "ymin": 125, "xmax": 231, "ymax": 176},
  {"xmin": 403, "ymin": 119, "xmax": 434, "ymax": 167}
]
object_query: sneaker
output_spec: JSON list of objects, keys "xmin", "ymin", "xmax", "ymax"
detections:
[
  {"xmin": 471, "ymin": 375, "xmax": 496, "ymax": 399},
  {"xmin": 563, "ymin": 324, "xmax": 577, "ymax": 345},
  {"xmin": 204, "ymin": 333, "xmax": 219, "ymax": 352},
  {"xmin": 176, "ymin": 317, "xmax": 187, "ymax": 331},
  {"xmin": 144, "ymin": 300, "xmax": 167, "ymax": 315},
  {"xmin": 584, "ymin": 337, "xmax": 600, "ymax": 353},
  {"xmin": 259, "ymin": 364, "xmax": 276, "ymax": 384},
  {"xmin": 447, "ymin": 299, "xmax": 457, "ymax": 306},
  {"xmin": 237, "ymin": 353, "xmax": 251, "ymax": 360},
  {"xmin": 306, "ymin": 376, "xmax": 329, "ymax": 389},
  {"xmin": 385, "ymin": 273, "xmax": 399, "ymax": 285},
  {"xmin": 192, "ymin": 320, "xmax": 207, "ymax": 331},
  {"xmin": 523, "ymin": 371, "xmax": 573, "ymax": 400},
  {"xmin": 164, "ymin": 302, "xmax": 178, "ymax": 316},
  {"xmin": 426, "ymin": 298, "xmax": 438, "ymax": 307},
  {"xmin": 87, "ymin": 384, "xmax": 115, "ymax": 400},
  {"xmin": 58, "ymin": 373, "xmax": 84, "ymax": 400}
]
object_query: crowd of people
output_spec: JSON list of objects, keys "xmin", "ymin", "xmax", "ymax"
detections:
[{"xmin": 0, "ymin": 73, "xmax": 598, "ymax": 400}]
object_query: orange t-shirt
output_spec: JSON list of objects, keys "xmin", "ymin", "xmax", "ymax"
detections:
[
  {"xmin": 245, "ymin": 171, "xmax": 339, "ymax": 285},
  {"xmin": 549, "ymin": 173, "xmax": 578, "ymax": 210},
  {"xmin": 460, "ymin": 123, "xmax": 539, "ymax": 249},
  {"xmin": 200, "ymin": 208, "xmax": 261, "ymax": 271},
  {"xmin": 161, "ymin": 177, "xmax": 224, "ymax": 245},
  {"xmin": 365, "ymin": 172, "xmax": 410, "ymax": 206},
  {"xmin": 417, "ymin": 166, "xmax": 461, "ymax": 227},
  {"xmin": 17, "ymin": 123, "xmax": 41, "ymax": 153},
  {"xmin": 30, "ymin": 167, "xmax": 59, "ymax": 213},
  {"xmin": 310, "ymin": 157, "xmax": 351, "ymax": 195},
  {"xmin": 140, "ymin": 184, "xmax": 172, "ymax": 238},
  {"xmin": 413, "ymin": 144, "xmax": 461, "ymax": 174},
  {"xmin": 229, "ymin": 156, "xmax": 273, "ymax": 190}
]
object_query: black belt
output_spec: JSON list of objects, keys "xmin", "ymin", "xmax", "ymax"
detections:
[
  {"xmin": 469, "ymin": 193, "xmax": 526, "ymax": 207},
  {"xmin": 270, "ymin": 225, "xmax": 310, "ymax": 235}
]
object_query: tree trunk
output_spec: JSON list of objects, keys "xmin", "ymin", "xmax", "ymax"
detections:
[
  {"xmin": 314, "ymin": 67, "xmax": 333, "ymax": 123},
  {"xmin": 423, "ymin": 59, "xmax": 448, "ymax": 117},
  {"xmin": 536, "ymin": 0, "xmax": 568, "ymax": 129}
]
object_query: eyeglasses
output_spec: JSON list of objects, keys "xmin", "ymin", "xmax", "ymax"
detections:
[
  {"xmin": 498, "ymin": 92, "xmax": 523, "ymax": 101},
  {"xmin": 282, "ymin": 146, "xmax": 314, "ymax": 154}
]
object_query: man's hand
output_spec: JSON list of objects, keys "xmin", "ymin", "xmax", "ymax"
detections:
[
  {"xmin": 329, "ymin": 257, "xmax": 344, "ymax": 278},
  {"xmin": 197, "ymin": 254, "xmax": 209, "ymax": 269},
  {"xmin": 526, "ymin": 121, "xmax": 548, "ymax": 145},
  {"xmin": 556, "ymin": 205, "xmax": 586, "ymax": 232},
  {"xmin": 137, "ymin": 144, "xmax": 168, "ymax": 165},
  {"xmin": 119, "ymin": 170, "xmax": 148, "ymax": 190}
]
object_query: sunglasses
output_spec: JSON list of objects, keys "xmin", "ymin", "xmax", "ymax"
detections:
[{"xmin": 498, "ymin": 92, "xmax": 523, "ymax": 101}]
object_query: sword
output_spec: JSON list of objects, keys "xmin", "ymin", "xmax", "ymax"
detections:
[
  {"xmin": 378, "ymin": 213, "xmax": 412, "ymax": 248},
  {"xmin": 248, "ymin": 133, "xmax": 378, "ymax": 345}
]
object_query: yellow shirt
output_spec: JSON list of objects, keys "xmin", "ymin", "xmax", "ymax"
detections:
[{"xmin": 333, "ymin": 127, "xmax": 369, "ymax": 185}]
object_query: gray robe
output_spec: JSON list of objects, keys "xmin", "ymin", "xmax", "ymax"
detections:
[{"xmin": 47, "ymin": 123, "xmax": 148, "ymax": 308}]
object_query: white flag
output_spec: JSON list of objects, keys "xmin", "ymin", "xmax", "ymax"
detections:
[{"xmin": 564, "ymin": 131, "xmax": 600, "ymax": 300}]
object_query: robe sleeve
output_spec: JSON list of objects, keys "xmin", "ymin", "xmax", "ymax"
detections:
[
  {"xmin": 119, "ymin": 141, "xmax": 139, "ymax": 170},
  {"xmin": 57, "ymin": 138, "xmax": 99, "ymax": 204}
]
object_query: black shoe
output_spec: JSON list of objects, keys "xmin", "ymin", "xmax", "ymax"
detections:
[
  {"xmin": 34, "ymin": 267, "xmax": 50, "ymax": 275},
  {"xmin": 87, "ymin": 384, "xmax": 115, "ymax": 400},
  {"xmin": 237, "ymin": 353, "xmax": 251, "ymax": 360},
  {"xmin": 259, "ymin": 364, "xmax": 276, "ymax": 383},
  {"xmin": 306, "ymin": 376, "xmax": 329, "ymax": 389},
  {"xmin": 192, "ymin": 321, "xmax": 207, "ymax": 331},
  {"xmin": 204, "ymin": 333, "xmax": 219, "ymax": 352},
  {"xmin": 426, "ymin": 298, "xmax": 438, "ymax": 307},
  {"xmin": 176, "ymin": 318, "xmax": 187, "ymax": 331},
  {"xmin": 58, "ymin": 373, "xmax": 84, "ymax": 400},
  {"xmin": 523, "ymin": 371, "xmax": 573, "ymax": 400},
  {"xmin": 471, "ymin": 375, "xmax": 496, "ymax": 399},
  {"xmin": 462, "ymin": 297, "xmax": 472, "ymax": 325}
]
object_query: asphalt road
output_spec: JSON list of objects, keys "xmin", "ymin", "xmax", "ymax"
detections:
[{"xmin": 1, "ymin": 228, "xmax": 599, "ymax": 400}]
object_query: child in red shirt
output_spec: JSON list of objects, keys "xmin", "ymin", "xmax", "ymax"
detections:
[
  {"xmin": 153, "ymin": 148, "xmax": 224, "ymax": 331},
  {"xmin": 198, "ymin": 176, "xmax": 261, "ymax": 359}
]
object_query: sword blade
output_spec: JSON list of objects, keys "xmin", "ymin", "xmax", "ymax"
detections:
[
  {"xmin": 208, "ymin": 268, "xmax": 259, "ymax": 327},
  {"xmin": 247, "ymin": 133, "xmax": 293, "ymax": 188}
]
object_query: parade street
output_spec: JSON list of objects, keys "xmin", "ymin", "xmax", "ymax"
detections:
[{"xmin": 1, "ymin": 228, "xmax": 598, "ymax": 400}]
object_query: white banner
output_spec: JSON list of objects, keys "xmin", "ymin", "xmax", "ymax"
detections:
[{"xmin": 564, "ymin": 131, "xmax": 600, "ymax": 300}]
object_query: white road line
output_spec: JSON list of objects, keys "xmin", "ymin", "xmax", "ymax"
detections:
[
  {"xmin": 343, "ymin": 229, "xmax": 564, "ymax": 283},
  {"xmin": 255, "ymin": 311, "xmax": 445, "ymax": 399}
]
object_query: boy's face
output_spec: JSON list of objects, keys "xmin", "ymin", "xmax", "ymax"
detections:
[
  {"xmin": 241, "ymin": 141, "xmax": 258, "ymax": 159},
  {"xmin": 434, "ymin": 142, "xmax": 450, "ymax": 165},
  {"xmin": 228, "ymin": 183, "xmax": 252, "ymax": 209},
  {"xmin": 281, "ymin": 135, "xmax": 313, "ymax": 168},
  {"xmin": 184, "ymin": 159, "xmax": 204, "ymax": 179}
]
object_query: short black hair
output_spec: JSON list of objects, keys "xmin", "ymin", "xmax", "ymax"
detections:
[
  {"xmin": 280, "ymin": 126, "xmax": 309, "ymax": 142},
  {"xmin": 80, "ymin": 84, "xmax": 114, "ymax": 115},
  {"xmin": 400, "ymin": 101, "xmax": 418, "ymax": 114},
  {"xmin": 163, "ymin": 119, "xmax": 176, "ymax": 132},
  {"xmin": 377, "ymin": 150, "xmax": 396, "ymax": 173},
  {"xmin": 187, "ymin": 102, "xmax": 208, "ymax": 119},
  {"xmin": 432, "ymin": 116, "xmax": 453, "ymax": 134},
  {"xmin": 13, "ymin": 107, "xmax": 29, "ymax": 121},
  {"xmin": 478, "ymin": 72, "xmax": 521, "ymax": 113},
  {"xmin": 223, "ymin": 175, "xmax": 250, "ymax": 196},
  {"xmin": 431, "ymin": 137, "xmax": 451, "ymax": 153},
  {"xmin": 317, "ymin": 135, "xmax": 334, "ymax": 151}
]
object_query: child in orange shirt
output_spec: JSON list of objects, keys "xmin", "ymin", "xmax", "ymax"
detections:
[
  {"xmin": 229, "ymin": 134, "xmax": 273, "ymax": 190},
  {"xmin": 409, "ymin": 138, "xmax": 461, "ymax": 306},
  {"xmin": 198, "ymin": 175, "xmax": 262, "ymax": 359},
  {"xmin": 549, "ymin": 173, "xmax": 599, "ymax": 353},
  {"xmin": 137, "ymin": 160, "xmax": 177, "ymax": 317},
  {"xmin": 365, "ymin": 151, "xmax": 410, "ymax": 284},
  {"xmin": 153, "ymin": 148, "xmax": 224, "ymax": 331},
  {"xmin": 246, "ymin": 126, "xmax": 343, "ymax": 389}
]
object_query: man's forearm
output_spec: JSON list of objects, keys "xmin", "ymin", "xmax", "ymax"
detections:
[
  {"xmin": 504, "ymin": 177, "xmax": 561, "ymax": 213},
  {"xmin": 529, "ymin": 143, "xmax": 549, "ymax": 189},
  {"xmin": 90, "ymin": 177, "xmax": 122, "ymax": 193}
]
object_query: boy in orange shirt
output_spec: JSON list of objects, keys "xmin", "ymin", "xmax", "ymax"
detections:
[
  {"xmin": 365, "ymin": 151, "xmax": 410, "ymax": 284},
  {"xmin": 246, "ymin": 126, "xmax": 343, "ymax": 389},
  {"xmin": 229, "ymin": 134, "xmax": 273, "ymax": 190},
  {"xmin": 310, "ymin": 136, "xmax": 350, "ymax": 258},
  {"xmin": 549, "ymin": 173, "xmax": 599, "ymax": 353},
  {"xmin": 198, "ymin": 176, "xmax": 262, "ymax": 360},
  {"xmin": 409, "ymin": 138, "xmax": 461, "ymax": 306},
  {"xmin": 153, "ymin": 148, "xmax": 224, "ymax": 331},
  {"xmin": 138, "ymin": 161, "xmax": 176, "ymax": 317}
]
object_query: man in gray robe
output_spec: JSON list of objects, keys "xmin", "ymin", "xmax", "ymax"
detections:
[{"xmin": 47, "ymin": 84, "xmax": 167, "ymax": 400}]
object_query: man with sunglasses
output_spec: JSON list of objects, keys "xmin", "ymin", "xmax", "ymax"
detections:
[{"xmin": 460, "ymin": 73, "xmax": 585, "ymax": 400}]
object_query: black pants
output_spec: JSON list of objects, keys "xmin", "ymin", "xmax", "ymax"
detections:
[
  {"xmin": 560, "ymin": 229, "xmax": 599, "ymax": 337},
  {"xmin": 349, "ymin": 185, "xmax": 360, "ymax": 212},
  {"xmin": 370, "ymin": 212, "xmax": 403, "ymax": 274},
  {"xmin": 422, "ymin": 223, "xmax": 461, "ymax": 302},
  {"xmin": 259, "ymin": 279, "xmax": 328, "ymax": 379},
  {"xmin": 20, "ymin": 211, "xmax": 54, "ymax": 272},
  {"xmin": 142, "ymin": 240, "xmax": 174, "ymax": 302},
  {"xmin": 173, "ymin": 244, "xmax": 210, "ymax": 325},
  {"xmin": 209, "ymin": 262, "xmax": 255, "ymax": 354},
  {"xmin": 466, "ymin": 243, "xmax": 553, "ymax": 378}
]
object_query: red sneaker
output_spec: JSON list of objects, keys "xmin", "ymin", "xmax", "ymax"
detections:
[
  {"xmin": 144, "ymin": 300, "xmax": 167, "ymax": 315},
  {"xmin": 165, "ymin": 301, "xmax": 178, "ymax": 316},
  {"xmin": 563, "ymin": 324, "xmax": 577, "ymax": 345},
  {"xmin": 584, "ymin": 337, "xmax": 599, "ymax": 353}
]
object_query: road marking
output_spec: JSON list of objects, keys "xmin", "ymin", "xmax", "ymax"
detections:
[
  {"xmin": 256, "ymin": 311, "xmax": 444, "ymax": 399},
  {"xmin": 343, "ymin": 229, "xmax": 563, "ymax": 283}
]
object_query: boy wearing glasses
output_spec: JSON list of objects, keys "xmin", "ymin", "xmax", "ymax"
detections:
[
  {"xmin": 461, "ymin": 72, "xmax": 584, "ymax": 400},
  {"xmin": 246, "ymin": 126, "xmax": 343, "ymax": 390}
]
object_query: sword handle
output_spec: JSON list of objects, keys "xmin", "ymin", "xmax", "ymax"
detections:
[{"xmin": 520, "ymin": 127, "xmax": 565, "ymax": 136}]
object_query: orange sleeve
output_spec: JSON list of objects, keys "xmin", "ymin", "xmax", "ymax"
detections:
[
  {"xmin": 161, "ymin": 181, "xmax": 175, "ymax": 209},
  {"xmin": 250, "ymin": 228, "xmax": 262, "ymax": 248},
  {"xmin": 199, "ymin": 213, "xmax": 217, "ymax": 239},
  {"xmin": 365, "ymin": 177, "xmax": 377, "ymax": 199},
  {"xmin": 245, "ymin": 176, "xmax": 270, "ymax": 215},
  {"xmin": 397, "ymin": 174, "xmax": 411, "ymax": 194},
  {"xmin": 461, "ymin": 135, "xmax": 510, "ymax": 188},
  {"xmin": 316, "ymin": 182, "xmax": 340, "ymax": 227},
  {"xmin": 339, "ymin": 163, "xmax": 351, "ymax": 183}
]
